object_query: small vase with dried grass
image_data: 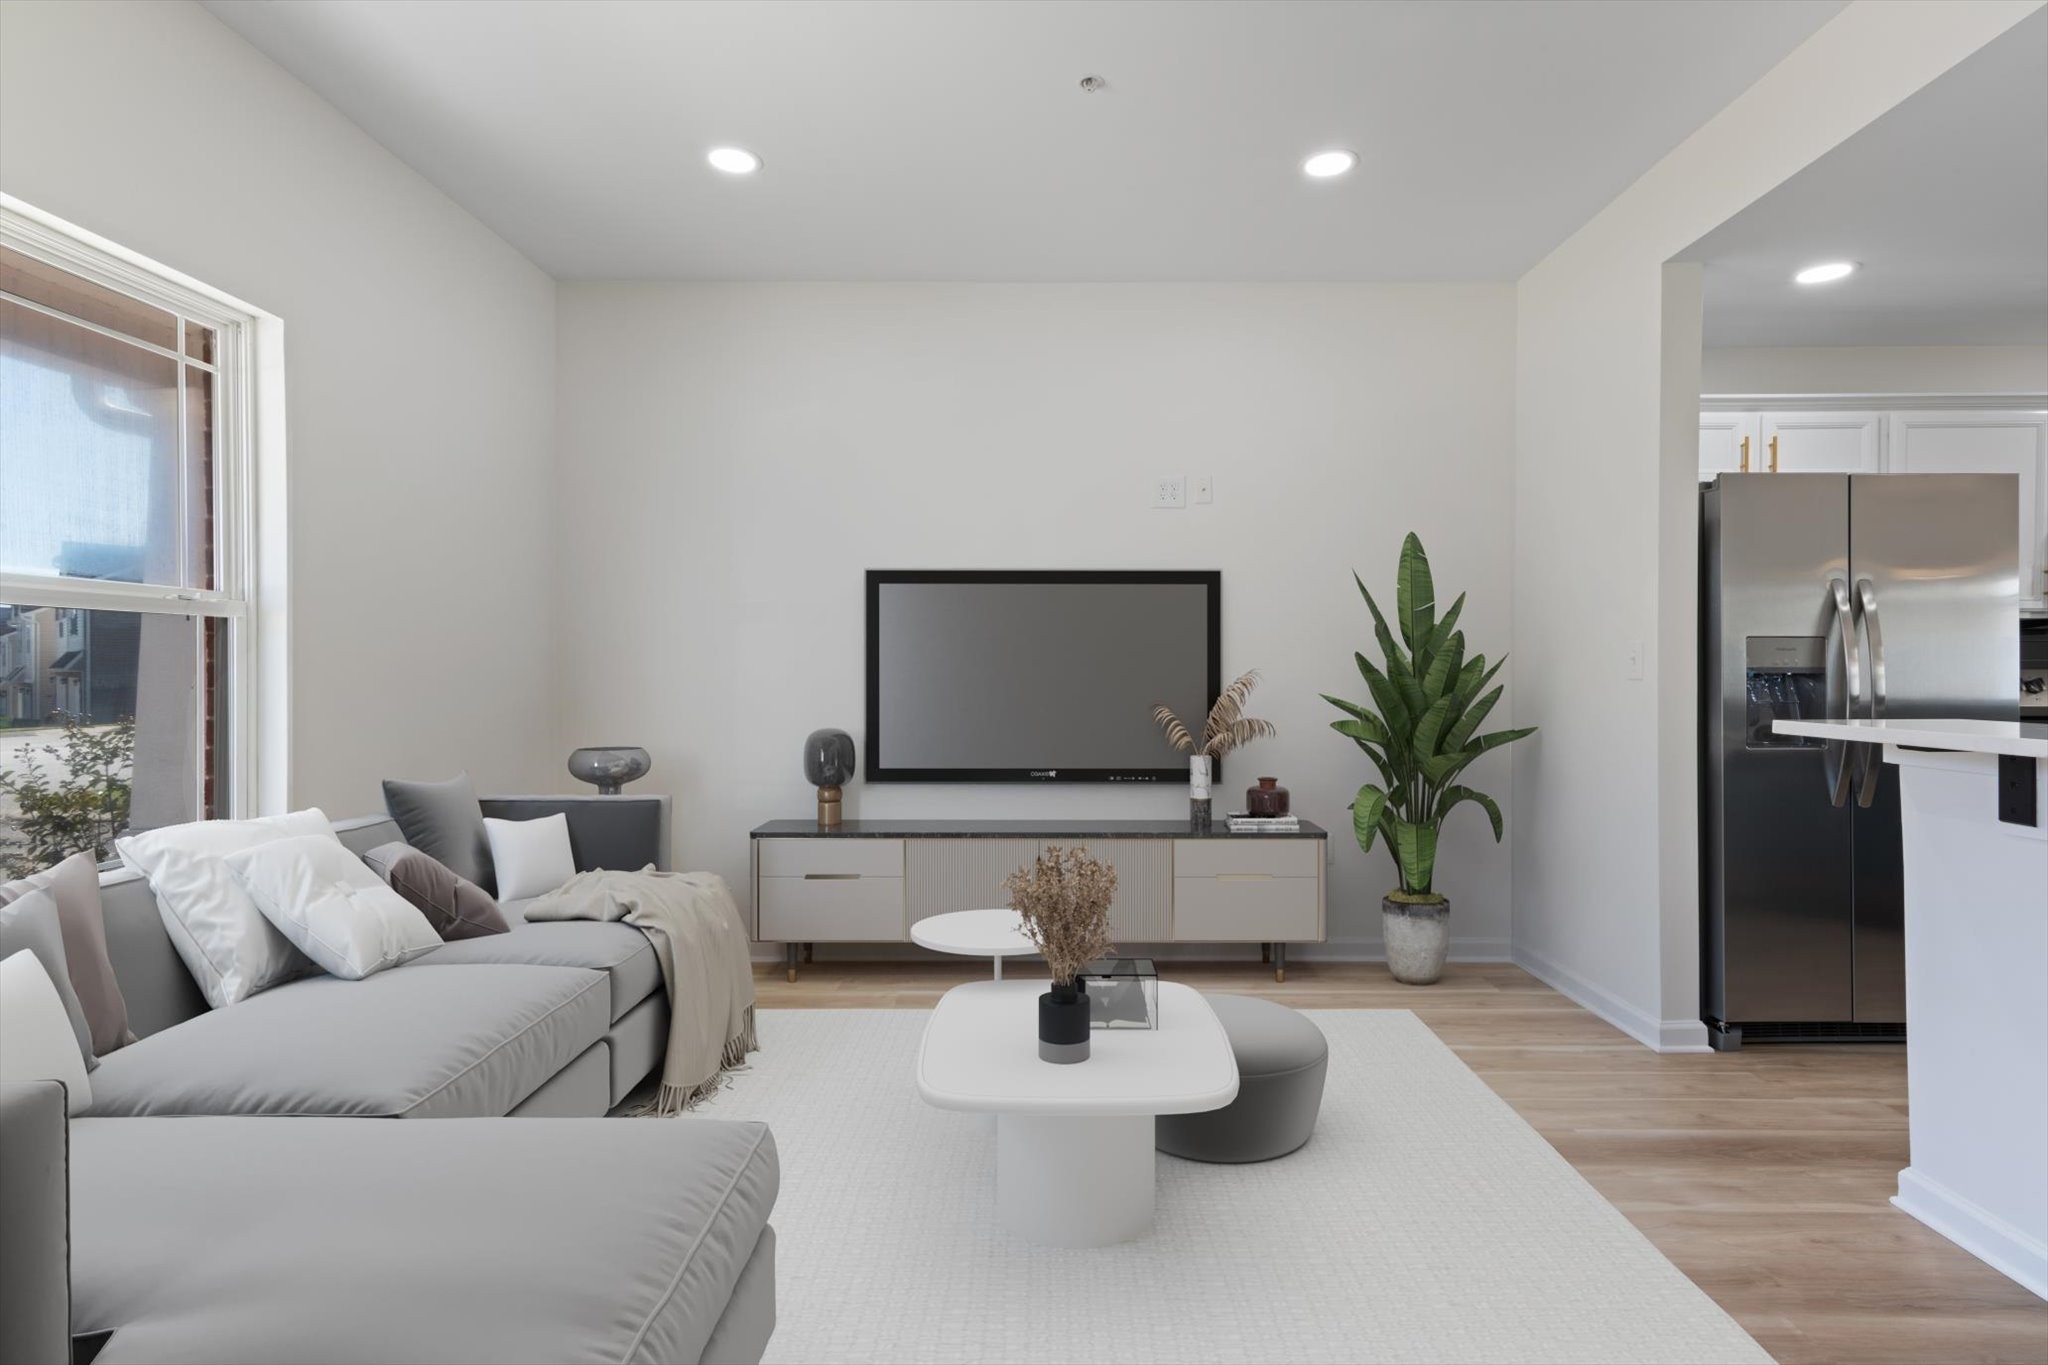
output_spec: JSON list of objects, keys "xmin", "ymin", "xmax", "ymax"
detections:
[
  {"xmin": 1004, "ymin": 845, "xmax": 1118, "ymax": 1063},
  {"xmin": 1152, "ymin": 669, "xmax": 1278, "ymax": 827}
]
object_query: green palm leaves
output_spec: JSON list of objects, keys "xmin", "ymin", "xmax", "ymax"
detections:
[{"xmin": 1322, "ymin": 532, "xmax": 1534, "ymax": 896}]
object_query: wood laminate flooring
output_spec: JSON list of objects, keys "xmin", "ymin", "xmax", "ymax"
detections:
[{"xmin": 752, "ymin": 959, "xmax": 2048, "ymax": 1365}]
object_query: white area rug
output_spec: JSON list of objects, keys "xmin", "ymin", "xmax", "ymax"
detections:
[{"xmin": 689, "ymin": 1008, "xmax": 1771, "ymax": 1365}]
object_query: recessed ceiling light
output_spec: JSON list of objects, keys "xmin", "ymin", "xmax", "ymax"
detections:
[
  {"xmin": 1302, "ymin": 149, "xmax": 1358, "ymax": 179},
  {"xmin": 1794, "ymin": 261, "xmax": 1856, "ymax": 285},
  {"xmin": 707, "ymin": 147, "xmax": 761, "ymax": 175}
]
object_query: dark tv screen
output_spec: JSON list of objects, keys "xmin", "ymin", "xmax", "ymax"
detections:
[{"xmin": 865, "ymin": 571, "xmax": 1220, "ymax": 782}]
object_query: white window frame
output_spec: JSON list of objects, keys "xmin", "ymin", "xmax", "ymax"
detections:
[{"xmin": 0, "ymin": 194, "xmax": 289, "ymax": 818}]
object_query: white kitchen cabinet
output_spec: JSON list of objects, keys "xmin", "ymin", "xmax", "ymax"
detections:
[
  {"xmin": 1760, "ymin": 411, "xmax": 1883, "ymax": 474},
  {"xmin": 1699, "ymin": 412, "xmax": 1760, "ymax": 479},
  {"xmin": 1887, "ymin": 410, "xmax": 2048, "ymax": 608}
]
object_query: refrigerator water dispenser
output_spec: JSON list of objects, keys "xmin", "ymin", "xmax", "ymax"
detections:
[{"xmin": 1743, "ymin": 636, "xmax": 1825, "ymax": 749}]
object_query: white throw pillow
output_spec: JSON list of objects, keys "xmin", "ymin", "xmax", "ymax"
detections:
[
  {"xmin": 0, "ymin": 950, "xmax": 92, "ymax": 1114},
  {"xmin": 484, "ymin": 813, "xmax": 576, "ymax": 901},
  {"xmin": 116, "ymin": 808, "xmax": 334, "ymax": 1008},
  {"xmin": 225, "ymin": 835, "xmax": 442, "ymax": 981}
]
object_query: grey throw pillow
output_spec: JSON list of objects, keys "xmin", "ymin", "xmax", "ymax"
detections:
[
  {"xmin": 0, "ymin": 886, "xmax": 97, "ymax": 1070},
  {"xmin": 381, "ymin": 774, "xmax": 495, "ymax": 894},
  {"xmin": 0, "ymin": 851, "xmax": 135, "ymax": 1055},
  {"xmin": 362, "ymin": 842, "xmax": 510, "ymax": 941}
]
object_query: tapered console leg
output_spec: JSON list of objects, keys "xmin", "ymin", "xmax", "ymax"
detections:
[
  {"xmin": 1274, "ymin": 942, "xmax": 1287, "ymax": 983},
  {"xmin": 785, "ymin": 943, "xmax": 799, "ymax": 983}
]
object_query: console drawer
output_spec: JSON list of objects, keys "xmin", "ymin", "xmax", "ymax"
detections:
[
  {"xmin": 1173, "ymin": 839, "xmax": 1320, "ymax": 880},
  {"xmin": 758, "ymin": 837, "xmax": 904, "ymax": 879},
  {"xmin": 1172, "ymin": 874, "xmax": 1320, "ymax": 942},
  {"xmin": 758, "ymin": 874, "xmax": 906, "ymax": 941}
]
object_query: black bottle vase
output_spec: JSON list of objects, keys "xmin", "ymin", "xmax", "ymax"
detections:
[{"xmin": 1038, "ymin": 979, "xmax": 1091, "ymax": 1063}]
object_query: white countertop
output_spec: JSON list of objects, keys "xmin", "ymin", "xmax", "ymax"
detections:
[{"xmin": 1773, "ymin": 717, "xmax": 2048, "ymax": 758}]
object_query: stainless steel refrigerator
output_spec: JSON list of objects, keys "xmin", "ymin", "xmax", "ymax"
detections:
[{"xmin": 1700, "ymin": 473, "xmax": 2019, "ymax": 1048}]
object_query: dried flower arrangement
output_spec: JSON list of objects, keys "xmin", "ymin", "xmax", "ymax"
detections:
[
  {"xmin": 1151, "ymin": 669, "xmax": 1278, "ymax": 758},
  {"xmin": 1003, "ymin": 845, "xmax": 1118, "ymax": 987}
]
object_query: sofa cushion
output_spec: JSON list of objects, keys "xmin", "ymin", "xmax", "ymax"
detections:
[
  {"xmin": 412, "ymin": 920, "xmax": 661, "ymax": 1023},
  {"xmin": 382, "ymin": 774, "xmax": 495, "ymax": 894},
  {"xmin": 226, "ymin": 835, "xmax": 442, "ymax": 981},
  {"xmin": 114, "ymin": 809, "xmax": 332, "ymax": 1009},
  {"xmin": 485, "ymin": 812, "xmax": 576, "ymax": 901},
  {"xmin": 0, "ymin": 886, "xmax": 96, "ymax": 1068},
  {"xmin": 0, "ymin": 851, "xmax": 134, "ymax": 1055},
  {"xmin": 81, "ymin": 963, "xmax": 607, "ymax": 1119},
  {"xmin": 70, "ymin": 1113, "xmax": 778, "ymax": 1365},
  {"xmin": 362, "ymin": 842, "xmax": 509, "ymax": 941}
]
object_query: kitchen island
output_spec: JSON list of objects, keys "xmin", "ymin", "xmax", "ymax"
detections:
[{"xmin": 1773, "ymin": 717, "xmax": 2046, "ymax": 1298}]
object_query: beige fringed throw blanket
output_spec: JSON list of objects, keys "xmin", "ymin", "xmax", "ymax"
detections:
[{"xmin": 523, "ymin": 868, "xmax": 757, "ymax": 1113}]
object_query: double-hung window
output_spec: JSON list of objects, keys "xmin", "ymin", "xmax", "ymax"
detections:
[{"xmin": 0, "ymin": 213, "xmax": 261, "ymax": 877}]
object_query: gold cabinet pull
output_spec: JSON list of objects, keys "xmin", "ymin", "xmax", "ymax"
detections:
[
  {"xmin": 802, "ymin": 872, "xmax": 861, "ymax": 880},
  {"xmin": 1739, "ymin": 435, "xmax": 1750, "ymax": 472},
  {"xmin": 1768, "ymin": 434, "xmax": 1779, "ymax": 472}
]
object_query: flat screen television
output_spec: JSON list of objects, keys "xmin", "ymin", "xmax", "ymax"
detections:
[{"xmin": 865, "ymin": 570, "xmax": 1220, "ymax": 783}]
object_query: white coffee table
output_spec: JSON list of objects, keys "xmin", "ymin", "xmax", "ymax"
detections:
[
  {"xmin": 916, "ymin": 979, "xmax": 1238, "ymax": 1247},
  {"xmin": 909, "ymin": 908, "xmax": 1038, "ymax": 979}
]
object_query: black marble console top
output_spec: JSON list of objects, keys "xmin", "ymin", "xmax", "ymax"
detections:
[{"xmin": 749, "ymin": 818, "xmax": 1327, "ymax": 839}]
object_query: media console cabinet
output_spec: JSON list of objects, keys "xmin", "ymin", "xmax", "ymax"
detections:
[{"xmin": 749, "ymin": 818, "xmax": 1329, "ymax": 982}]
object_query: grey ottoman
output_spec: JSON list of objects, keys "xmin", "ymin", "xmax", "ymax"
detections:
[{"xmin": 1159, "ymin": 992, "xmax": 1328, "ymax": 1163}]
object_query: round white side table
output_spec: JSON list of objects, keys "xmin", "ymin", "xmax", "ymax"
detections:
[{"xmin": 910, "ymin": 908, "xmax": 1038, "ymax": 979}]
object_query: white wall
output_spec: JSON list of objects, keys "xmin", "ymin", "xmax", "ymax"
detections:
[
  {"xmin": 0, "ymin": 0, "xmax": 561, "ymax": 814},
  {"xmin": 1512, "ymin": 0, "xmax": 2042, "ymax": 1050},
  {"xmin": 1703, "ymin": 345, "xmax": 2048, "ymax": 394},
  {"xmin": 556, "ymin": 283, "xmax": 1518, "ymax": 957}
]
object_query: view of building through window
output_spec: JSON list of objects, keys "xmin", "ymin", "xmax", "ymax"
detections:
[{"xmin": 0, "ymin": 240, "xmax": 234, "ymax": 872}]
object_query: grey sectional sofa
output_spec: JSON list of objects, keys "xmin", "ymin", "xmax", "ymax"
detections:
[
  {"xmin": 90, "ymin": 796, "xmax": 675, "ymax": 1118},
  {"xmin": 3, "ymin": 794, "xmax": 779, "ymax": 1365},
  {"xmin": 6, "ymin": 1078, "xmax": 779, "ymax": 1365}
]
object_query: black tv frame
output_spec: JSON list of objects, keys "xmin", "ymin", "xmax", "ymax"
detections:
[{"xmin": 864, "ymin": 569, "xmax": 1222, "ymax": 784}]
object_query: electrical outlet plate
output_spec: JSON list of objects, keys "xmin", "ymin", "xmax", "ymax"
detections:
[
  {"xmin": 1625, "ymin": 639, "xmax": 1644, "ymax": 680},
  {"xmin": 1153, "ymin": 476, "xmax": 1187, "ymax": 509}
]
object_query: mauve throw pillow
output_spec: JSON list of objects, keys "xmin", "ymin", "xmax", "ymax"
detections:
[
  {"xmin": 0, "ymin": 852, "xmax": 134, "ymax": 1055},
  {"xmin": 0, "ymin": 888, "xmax": 96, "ymax": 1069},
  {"xmin": 381, "ymin": 774, "xmax": 495, "ymax": 894},
  {"xmin": 361, "ymin": 842, "xmax": 510, "ymax": 941}
]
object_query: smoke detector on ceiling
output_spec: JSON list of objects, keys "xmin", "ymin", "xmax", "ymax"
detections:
[{"xmin": 1078, "ymin": 75, "xmax": 1107, "ymax": 94}]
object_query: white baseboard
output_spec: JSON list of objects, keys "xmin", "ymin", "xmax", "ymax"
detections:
[
  {"xmin": 1894, "ymin": 1167, "xmax": 2048, "ymax": 1300},
  {"xmin": 1510, "ymin": 944, "xmax": 1709, "ymax": 1053}
]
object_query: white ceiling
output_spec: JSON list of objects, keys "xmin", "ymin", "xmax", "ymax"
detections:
[
  {"xmin": 1686, "ymin": 8, "xmax": 2048, "ymax": 348},
  {"xmin": 202, "ymin": 0, "xmax": 1844, "ymax": 282}
]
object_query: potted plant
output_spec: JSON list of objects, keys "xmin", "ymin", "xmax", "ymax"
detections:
[
  {"xmin": 1323, "ymin": 534, "xmax": 1534, "ymax": 984},
  {"xmin": 1003, "ymin": 846, "xmax": 1118, "ymax": 1063},
  {"xmin": 1152, "ymin": 670, "xmax": 1277, "ymax": 827}
]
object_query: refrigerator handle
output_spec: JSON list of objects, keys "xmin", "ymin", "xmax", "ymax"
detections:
[
  {"xmin": 1854, "ymin": 578, "xmax": 1886, "ymax": 808},
  {"xmin": 1823, "ymin": 578, "xmax": 1860, "ymax": 807}
]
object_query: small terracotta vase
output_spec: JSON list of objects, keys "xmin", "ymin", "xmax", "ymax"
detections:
[{"xmin": 1246, "ymin": 776, "xmax": 1290, "ymax": 817}]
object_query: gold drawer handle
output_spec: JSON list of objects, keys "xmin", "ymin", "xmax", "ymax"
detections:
[{"xmin": 802, "ymin": 873, "xmax": 862, "ymax": 881}]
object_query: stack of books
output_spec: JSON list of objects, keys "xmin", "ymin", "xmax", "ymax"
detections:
[{"xmin": 1224, "ymin": 812, "xmax": 1301, "ymax": 833}]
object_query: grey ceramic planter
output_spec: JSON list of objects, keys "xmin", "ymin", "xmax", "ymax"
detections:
[{"xmin": 1383, "ymin": 895, "xmax": 1450, "ymax": 984}]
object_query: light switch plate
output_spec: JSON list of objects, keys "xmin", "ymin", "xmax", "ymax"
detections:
[
  {"xmin": 1625, "ymin": 639, "xmax": 1644, "ymax": 680},
  {"xmin": 1153, "ymin": 476, "xmax": 1187, "ymax": 509}
]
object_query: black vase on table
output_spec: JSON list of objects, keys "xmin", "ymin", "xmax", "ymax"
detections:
[{"xmin": 1038, "ymin": 979, "xmax": 1091, "ymax": 1064}]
